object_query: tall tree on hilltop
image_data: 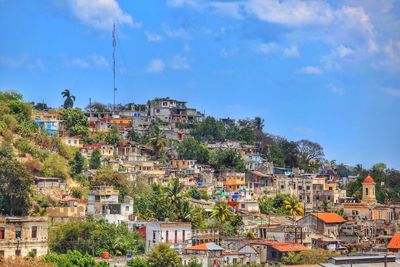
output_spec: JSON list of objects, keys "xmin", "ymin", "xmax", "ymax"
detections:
[
  {"xmin": 62, "ymin": 89, "xmax": 75, "ymax": 109},
  {"xmin": 147, "ymin": 124, "xmax": 167, "ymax": 159},
  {"xmin": 254, "ymin": 116, "xmax": 265, "ymax": 130}
]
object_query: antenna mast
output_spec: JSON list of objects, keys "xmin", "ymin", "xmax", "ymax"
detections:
[{"xmin": 112, "ymin": 22, "xmax": 117, "ymax": 113}]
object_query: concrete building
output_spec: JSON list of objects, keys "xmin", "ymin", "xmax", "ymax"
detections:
[
  {"xmin": 145, "ymin": 221, "xmax": 192, "ymax": 252},
  {"xmin": 0, "ymin": 217, "xmax": 48, "ymax": 258}
]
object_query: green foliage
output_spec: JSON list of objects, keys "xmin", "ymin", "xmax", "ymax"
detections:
[
  {"xmin": 177, "ymin": 136, "xmax": 209, "ymax": 164},
  {"xmin": 147, "ymin": 243, "xmax": 181, "ymax": 267},
  {"xmin": 188, "ymin": 188, "xmax": 201, "ymax": 199},
  {"xmin": 42, "ymin": 153, "xmax": 69, "ymax": 179},
  {"xmin": 69, "ymin": 151, "xmax": 86, "ymax": 176},
  {"xmin": 209, "ymin": 149, "xmax": 246, "ymax": 172},
  {"xmin": 184, "ymin": 258, "xmax": 202, "ymax": 267},
  {"xmin": 61, "ymin": 89, "xmax": 76, "ymax": 109},
  {"xmin": 49, "ymin": 220, "xmax": 144, "ymax": 257},
  {"xmin": 281, "ymin": 249, "xmax": 336, "ymax": 265},
  {"xmin": 128, "ymin": 129, "xmax": 141, "ymax": 142},
  {"xmin": 59, "ymin": 108, "xmax": 89, "ymax": 137},
  {"xmin": 127, "ymin": 257, "xmax": 148, "ymax": 267},
  {"xmin": 89, "ymin": 148, "xmax": 102, "ymax": 169},
  {"xmin": 91, "ymin": 167, "xmax": 131, "ymax": 198},
  {"xmin": 226, "ymin": 126, "xmax": 256, "ymax": 144},
  {"xmin": 0, "ymin": 152, "xmax": 33, "ymax": 216},
  {"xmin": 105, "ymin": 126, "xmax": 121, "ymax": 145},
  {"xmin": 45, "ymin": 250, "xmax": 109, "ymax": 267},
  {"xmin": 259, "ymin": 193, "xmax": 303, "ymax": 216},
  {"xmin": 191, "ymin": 116, "xmax": 226, "ymax": 142},
  {"xmin": 147, "ymin": 124, "xmax": 168, "ymax": 159}
]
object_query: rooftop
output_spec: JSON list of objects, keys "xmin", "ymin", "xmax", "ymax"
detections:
[
  {"xmin": 363, "ymin": 175, "xmax": 375, "ymax": 184},
  {"xmin": 311, "ymin": 212, "xmax": 346, "ymax": 224},
  {"xmin": 388, "ymin": 232, "xmax": 400, "ymax": 249},
  {"xmin": 185, "ymin": 242, "xmax": 224, "ymax": 251}
]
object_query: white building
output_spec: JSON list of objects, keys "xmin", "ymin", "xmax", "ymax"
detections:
[{"xmin": 145, "ymin": 221, "xmax": 192, "ymax": 252}]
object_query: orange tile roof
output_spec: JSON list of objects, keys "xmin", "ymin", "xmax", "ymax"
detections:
[
  {"xmin": 224, "ymin": 180, "xmax": 245, "ymax": 186},
  {"xmin": 271, "ymin": 243, "xmax": 308, "ymax": 253},
  {"xmin": 363, "ymin": 175, "xmax": 375, "ymax": 184},
  {"xmin": 387, "ymin": 232, "xmax": 400, "ymax": 249},
  {"xmin": 312, "ymin": 213, "xmax": 346, "ymax": 224}
]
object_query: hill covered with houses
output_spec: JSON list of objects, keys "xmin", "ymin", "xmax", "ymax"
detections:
[{"xmin": 1, "ymin": 89, "xmax": 400, "ymax": 266}]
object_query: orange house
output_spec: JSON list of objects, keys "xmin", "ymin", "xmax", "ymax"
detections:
[{"xmin": 109, "ymin": 117, "xmax": 132, "ymax": 127}]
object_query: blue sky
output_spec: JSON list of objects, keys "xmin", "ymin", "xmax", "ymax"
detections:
[{"xmin": 0, "ymin": 0, "xmax": 399, "ymax": 169}]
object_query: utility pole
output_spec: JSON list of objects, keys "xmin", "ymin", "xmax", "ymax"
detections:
[{"xmin": 112, "ymin": 22, "xmax": 117, "ymax": 113}]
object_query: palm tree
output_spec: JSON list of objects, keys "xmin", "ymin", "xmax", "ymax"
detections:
[
  {"xmin": 253, "ymin": 116, "xmax": 265, "ymax": 130},
  {"xmin": 61, "ymin": 89, "xmax": 75, "ymax": 108},
  {"xmin": 211, "ymin": 201, "xmax": 233, "ymax": 222},
  {"xmin": 283, "ymin": 196, "xmax": 304, "ymax": 223},
  {"xmin": 147, "ymin": 124, "xmax": 167, "ymax": 159},
  {"xmin": 165, "ymin": 178, "xmax": 183, "ymax": 206}
]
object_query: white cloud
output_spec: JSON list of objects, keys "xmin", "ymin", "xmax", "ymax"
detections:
[
  {"xmin": 163, "ymin": 24, "xmax": 190, "ymax": 39},
  {"xmin": 384, "ymin": 87, "xmax": 400, "ymax": 97},
  {"xmin": 0, "ymin": 54, "xmax": 45, "ymax": 71},
  {"xmin": 166, "ymin": 0, "xmax": 200, "ymax": 8},
  {"xmin": 329, "ymin": 85, "xmax": 345, "ymax": 96},
  {"xmin": 146, "ymin": 59, "xmax": 165, "ymax": 73},
  {"xmin": 208, "ymin": 2, "xmax": 244, "ymax": 19},
  {"xmin": 258, "ymin": 42, "xmax": 279, "ymax": 54},
  {"xmin": 170, "ymin": 55, "xmax": 191, "ymax": 70},
  {"xmin": 145, "ymin": 31, "xmax": 163, "ymax": 42},
  {"xmin": 247, "ymin": 0, "xmax": 334, "ymax": 26},
  {"xmin": 71, "ymin": 58, "xmax": 89, "ymax": 68},
  {"xmin": 297, "ymin": 66, "xmax": 322, "ymax": 74},
  {"xmin": 336, "ymin": 45, "xmax": 354, "ymax": 58},
  {"xmin": 258, "ymin": 43, "xmax": 299, "ymax": 57},
  {"xmin": 89, "ymin": 54, "xmax": 109, "ymax": 67},
  {"xmin": 283, "ymin": 45, "xmax": 299, "ymax": 57},
  {"xmin": 67, "ymin": 0, "xmax": 137, "ymax": 30}
]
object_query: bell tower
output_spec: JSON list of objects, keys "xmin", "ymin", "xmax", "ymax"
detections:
[{"xmin": 361, "ymin": 175, "xmax": 376, "ymax": 204}]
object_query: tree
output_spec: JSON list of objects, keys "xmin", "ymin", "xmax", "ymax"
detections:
[
  {"xmin": 281, "ymin": 249, "xmax": 336, "ymax": 265},
  {"xmin": 164, "ymin": 178, "xmax": 184, "ymax": 206},
  {"xmin": 253, "ymin": 116, "xmax": 264, "ymax": 130},
  {"xmin": 177, "ymin": 136, "xmax": 209, "ymax": 164},
  {"xmin": 70, "ymin": 151, "xmax": 86, "ymax": 176},
  {"xmin": 208, "ymin": 149, "xmax": 246, "ymax": 172},
  {"xmin": 105, "ymin": 126, "xmax": 121, "ymax": 146},
  {"xmin": 128, "ymin": 129, "xmax": 141, "ymax": 143},
  {"xmin": 296, "ymin": 139, "xmax": 324, "ymax": 172},
  {"xmin": 128, "ymin": 257, "xmax": 148, "ymax": 267},
  {"xmin": 89, "ymin": 149, "xmax": 102, "ymax": 169},
  {"xmin": 59, "ymin": 108, "xmax": 89, "ymax": 137},
  {"xmin": 147, "ymin": 124, "xmax": 167, "ymax": 159},
  {"xmin": 147, "ymin": 243, "xmax": 181, "ymax": 267},
  {"xmin": 45, "ymin": 250, "xmax": 109, "ymax": 267},
  {"xmin": 86, "ymin": 101, "xmax": 109, "ymax": 113},
  {"xmin": 283, "ymin": 196, "xmax": 304, "ymax": 222},
  {"xmin": 184, "ymin": 258, "xmax": 202, "ymax": 267},
  {"xmin": 191, "ymin": 116, "xmax": 226, "ymax": 142},
  {"xmin": 62, "ymin": 89, "xmax": 76, "ymax": 108},
  {"xmin": 0, "ymin": 156, "xmax": 33, "ymax": 216},
  {"xmin": 91, "ymin": 168, "xmax": 131, "ymax": 198},
  {"xmin": 211, "ymin": 201, "xmax": 234, "ymax": 222}
]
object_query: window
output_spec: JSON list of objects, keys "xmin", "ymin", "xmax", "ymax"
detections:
[
  {"xmin": 352, "ymin": 210, "xmax": 359, "ymax": 215},
  {"xmin": 175, "ymin": 230, "xmax": 178, "ymax": 243},
  {"xmin": 166, "ymin": 231, "xmax": 169, "ymax": 243},
  {"xmin": 329, "ymin": 187, "xmax": 333, "ymax": 190},
  {"xmin": 241, "ymin": 204, "xmax": 245, "ymax": 209},
  {"xmin": 0, "ymin": 251, "xmax": 4, "ymax": 258},
  {"xmin": 156, "ymin": 109, "xmax": 160, "ymax": 113},
  {"xmin": 31, "ymin": 249, "xmax": 37, "ymax": 257},
  {"xmin": 15, "ymin": 250, "xmax": 21, "ymax": 256},
  {"xmin": 0, "ymin": 227, "xmax": 4, "ymax": 239},
  {"xmin": 182, "ymin": 230, "xmax": 186, "ymax": 242},
  {"xmin": 125, "ymin": 206, "xmax": 129, "ymax": 212},
  {"xmin": 366, "ymin": 188, "xmax": 369, "ymax": 195},
  {"xmin": 31, "ymin": 226, "xmax": 37, "ymax": 238},
  {"xmin": 306, "ymin": 186, "xmax": 310, "ymax": 190},
  {"xmin": 15, "ymin": 225, "xmax": 22, "ymax": 239}
]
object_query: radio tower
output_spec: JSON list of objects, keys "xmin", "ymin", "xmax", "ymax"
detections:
[{"xmin": 112, "ymin": 22, "xmax": 117, "ymax": 113}]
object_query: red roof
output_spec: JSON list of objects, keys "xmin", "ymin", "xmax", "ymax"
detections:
[
  {"xmin": 363, "ymin": 175, "xmax": 375, "ymax": 184},
  {"xmin": 312, "ymin": 213, "xmax": 346, "ymax": 224},
  {"xmin": 388, "ymin": 232, "xmax": 400, "ymax": 249},
  {"xmin": 271, "ymin": 243, "xmax": 308, "ymax": 253}
]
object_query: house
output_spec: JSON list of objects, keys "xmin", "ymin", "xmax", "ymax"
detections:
[
  {"xmin": 222, "ymin": 172, "xmax": 246, "ymax": 192},
  {"xmin": 32, "ymin": 113, "xmax": 61, "ymax": 136},
  {"xmin": 34, "ymin": 176, "xmax": 66, "ymax": 190},
  {"xmin": 145, "ymin": 221, "xmax": 192, "ymax": 252},
  {"xmin": 183, "ymin": 242, "xmax": 224, "ymax": 267},
  {"xmin": 87, "ymin": 186, "xmax": 133, "ymax": 225},
  {"xmin": 46, "ymin": 198, "xmax": 87, "ymax": 225},
  {"xmin": 237, "ymin": 200, "xmax": 260, "ymax": 213},
  {"xmin": 245, "ymin": 171, "xmax": 273, "ymax": 193},
  {"xmin": 170, "ymin": 160, "xmax": 197, "ymax": 170},
  {"xmin": 192, "ymin": 229, "xmax": 220, "ymax": 245},
  {"xmin": 297, "ymin": 213, "xmax": 346, "ymax": 237},
  {"xmin": 387, "ymin": 232, "xmax": 400, "ymax": 252},
  {"xmin": 247, "ymin": 240, "xmax": 308, "ymax": 264},
  {"xmin": 61, "ymin": 136, "xmax": 82, "ymax": 148},
  {"xmin": 0, "ymin": 216, "xmax": 48, "ymax": 258}
]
